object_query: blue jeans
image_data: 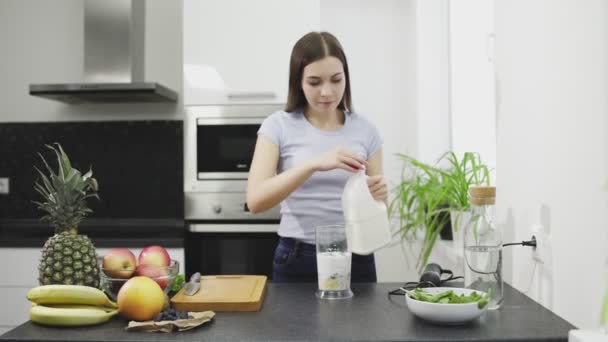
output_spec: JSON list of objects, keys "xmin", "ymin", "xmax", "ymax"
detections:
[{"xmin": 272, "ymin": 237, "xmax": 377, "ymax": 283}]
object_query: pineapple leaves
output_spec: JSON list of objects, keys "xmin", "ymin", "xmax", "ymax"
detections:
[
  {"xmin": 83, "ymin": 169, "xmax": 92, "ymax": 179},
  {"xmin": 33, "ymin": 144, "xmax": 99, "ymax": 232},
  {"xmin": 49, "ymin": 143, "xmax": 72, "ymax": 180}
]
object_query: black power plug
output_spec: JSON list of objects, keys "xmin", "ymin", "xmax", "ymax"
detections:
[{"xmin": 503, "ymin": 236, "xmax": 537, "ymax": 248}]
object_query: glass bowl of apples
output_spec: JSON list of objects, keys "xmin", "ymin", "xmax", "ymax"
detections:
[{"xmin": 98, "ymin": 247, "xmax": 179, "ymax": 301}]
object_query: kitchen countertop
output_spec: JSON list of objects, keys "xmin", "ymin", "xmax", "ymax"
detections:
[{"xmin": 0, "ymin": 282, "xmax": 574, "ymax": 342}]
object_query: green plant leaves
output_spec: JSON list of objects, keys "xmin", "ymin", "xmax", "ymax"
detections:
[{"xmin": 389, "ymin": 151, "xmax": 491, "ymax": 272}]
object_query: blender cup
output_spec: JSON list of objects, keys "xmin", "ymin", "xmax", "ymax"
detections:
[{"xmin": 315, "ymin": 224, "xmax": 353, "ymax": 299}]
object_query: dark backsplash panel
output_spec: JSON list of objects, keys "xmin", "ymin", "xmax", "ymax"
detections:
[{"xmin": 0, "ymin": 121, "xmax": 183, "ymax": 220}]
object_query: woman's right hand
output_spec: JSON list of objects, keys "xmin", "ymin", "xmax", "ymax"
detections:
[{"xmin": 311, "ymin": 147, "xmax": 367, "ymax": 172}]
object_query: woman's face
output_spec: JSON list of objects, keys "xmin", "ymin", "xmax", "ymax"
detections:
[{"xmin": 301, "ymin": 56, "xmax": 346, "ymax": 115}]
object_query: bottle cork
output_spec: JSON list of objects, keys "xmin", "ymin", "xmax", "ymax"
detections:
[{"xmin": 469, "ymin": 186, "xmax": 496, "ymax": 205}]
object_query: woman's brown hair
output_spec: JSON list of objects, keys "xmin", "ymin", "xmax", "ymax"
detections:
[{"xmin": 285, "ymin": 31, "xmax": 353, "ymax": 113}]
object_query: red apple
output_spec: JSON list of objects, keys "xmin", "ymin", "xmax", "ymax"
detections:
[
  {"xmin": 102, "ymin": 248, "xmax": 137, "ymax": 279},
  {"xmin": 135, "ymin": 264, "xmax": 169, "ymax": 289},
  {"xmin": 138, "ymin": 245, "xmax": 171, "ymax": 267}
]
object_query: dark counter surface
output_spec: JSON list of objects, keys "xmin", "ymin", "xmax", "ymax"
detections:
[{"xmin": 0, "ymin": 282, "xmax": 574, "ymax": 342}]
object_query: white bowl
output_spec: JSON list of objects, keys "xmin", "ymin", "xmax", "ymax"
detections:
[{"xmin": 405, "ymin": 287, "xmax": 489, "ymax": 325}]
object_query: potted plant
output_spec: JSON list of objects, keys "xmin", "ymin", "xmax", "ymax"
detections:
[
  {"xmin": 389, "ymin": 151, "xmax": 490, "ymax": 273},
  {"xmin": 436, "ymin": 152, "xmax": 491, "ymax": 246}
]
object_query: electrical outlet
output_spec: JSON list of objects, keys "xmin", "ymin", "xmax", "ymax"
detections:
[
  {"xmin": 531, "ymin": 224, "xmax": 552, "ymax": 267},
  {"xmin": 0, "ymin": 178, "xmax": 8, "ymax": 195}
]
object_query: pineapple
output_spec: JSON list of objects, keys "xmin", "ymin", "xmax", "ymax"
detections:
[{"xmin": 33, "ymin": 144, "xmax": 101, "ymax": 288}]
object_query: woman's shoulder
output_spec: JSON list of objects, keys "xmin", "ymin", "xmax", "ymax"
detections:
[
  {"xmin": 347, "ymin": 111, "xmax": 380, "ymax": 131},
  {"xmin": 263, "ymin": 109, "xmax": 305, "ymax": 126}
]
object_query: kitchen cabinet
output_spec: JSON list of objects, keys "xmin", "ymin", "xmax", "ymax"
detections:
[
  {"xmin": 0, "ymin": 248, "xmax": 39, "ymax": 332},
  {"xmin": 183, "ymin": 0, "xmax": 320, "ymax": 105},
  {"xmin": 0, "ymin": 247, "xmax": 184, "ymax": 333}
]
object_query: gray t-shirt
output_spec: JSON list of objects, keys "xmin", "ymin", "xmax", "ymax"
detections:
[{"xmin": 258, "ymin": 110, "xmax": 383, "ymax": 244}]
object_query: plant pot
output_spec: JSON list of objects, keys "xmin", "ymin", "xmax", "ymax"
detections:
[{"xmin": 438, "ymin": 210, "xmax": 453, "ymax": 240}]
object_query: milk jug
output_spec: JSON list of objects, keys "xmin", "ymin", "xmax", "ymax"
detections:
[{"xmin": 341, "ymin": 170, "xmax": 392, "ymax": 255}]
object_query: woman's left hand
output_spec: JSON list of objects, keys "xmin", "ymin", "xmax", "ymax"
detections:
[{"xmin": 367, "ymin": 175, "xmax": 388, "ymax": 202}]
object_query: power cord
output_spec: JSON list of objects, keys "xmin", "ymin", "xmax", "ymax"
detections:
[
  {"xmin": 388, "ymin": 264, "xmax": 463, "ymax": 296},
  {"xmin": 503, "ymin": 235, "xmax": 539, "ymax": 295},
  {"xmin": 503, "ymin": 236, "xmax": 537, "ymax": 248},
  {"xmin": 388, "ymin": 238, "xmax": 537, "ymax": 297}
]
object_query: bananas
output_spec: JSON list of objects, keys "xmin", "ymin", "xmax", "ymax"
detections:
[
  {"xmin": 29, "ymin": 305, "xmax": 119, "ymax": 327},
  {"xmin": 27, "ymin": 285, "xmax": 117, "ymax": 308},
  {"xmin": 26, "ymin": 285, "xmax": 119, "ymax": 327}
]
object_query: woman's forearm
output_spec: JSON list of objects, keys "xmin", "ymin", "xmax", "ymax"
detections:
[{"xmin": 247, "ymin": 161, "xmax": 317, "ymax": 214}]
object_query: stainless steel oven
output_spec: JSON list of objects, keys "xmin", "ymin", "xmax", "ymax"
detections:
[{"xmin": 184, "ymin": 105, "xmax": 283, "ymax": 279}]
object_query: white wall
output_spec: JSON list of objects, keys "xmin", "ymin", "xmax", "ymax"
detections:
[
  {"xmin": 0, "ymin": 0, "xmax": 183, "ymax": 122},
  {"xmin": 495, "ymin": 0, "xmax": 608, "ymax": 328},
  {"xmin": 449, "ymin": 0, "xmax": 496, "ymax": 177},
  {"xmin": 415, "ymin": 0, "xmax": 451, "ymax": 165}
]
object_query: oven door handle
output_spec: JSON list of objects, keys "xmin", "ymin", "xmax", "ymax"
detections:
[{"xmin": 189, "ymin": 223, "xmax": 278, "ymax": 233}]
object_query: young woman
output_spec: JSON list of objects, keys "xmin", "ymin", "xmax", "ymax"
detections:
[{"xmin": 246, "ymin": 31, "xmax": 387, "ymax": 282}]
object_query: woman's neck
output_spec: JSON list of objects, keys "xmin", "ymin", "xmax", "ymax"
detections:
[{"xmin": 304, "ymin": 107, "xmax": 345, "ymax": 131}]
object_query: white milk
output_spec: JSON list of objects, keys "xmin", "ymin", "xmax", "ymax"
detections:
[{"xmin": 316, "ymin": 251, "xmax": 352, "ymax": 291}]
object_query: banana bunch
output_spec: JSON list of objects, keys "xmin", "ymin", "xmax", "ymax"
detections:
[{"xmin": 27, "ymin": 285, "xmax": 119, "ymax": 327}]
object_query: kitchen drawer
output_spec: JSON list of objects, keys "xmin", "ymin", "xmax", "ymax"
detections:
[
  {"xmin": 0, "ymin": 249, "xmax": 185, "ymax": 330},
  {"xmin": 0, "ymin": 287, "xmax": 30, "ymax": 327},
  {"xmin": 0, "ymin": 247, "xmax": 185, "ymax": 288},
  {"xmin": 0, "ymin": 248, "xmax": 39, "ymax": 287}
]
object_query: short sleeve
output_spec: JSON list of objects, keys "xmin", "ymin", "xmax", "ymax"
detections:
[
  {"xmin": 257, "ymin": 112, "xmax": 282, "ymax": 147},
  {"xmin": 367, "ymin": 121, "xmax": 383, "ymax": 158}
]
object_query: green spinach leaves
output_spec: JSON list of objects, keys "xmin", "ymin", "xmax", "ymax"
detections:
[{"xmin": 407, "ymin": 288, "xmax": 491, "ymax": 309}]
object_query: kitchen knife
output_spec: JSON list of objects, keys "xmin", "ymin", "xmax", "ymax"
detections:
[{"xmin": 184, "ymin": 272, "xmax": 202, "ymax": 296}]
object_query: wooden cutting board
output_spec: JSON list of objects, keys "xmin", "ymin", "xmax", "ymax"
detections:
[{"xmin": 170, "ymin": 275, "xmax": 267, "ymax": 312}]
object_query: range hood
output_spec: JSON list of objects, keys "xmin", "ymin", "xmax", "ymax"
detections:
[{"xmin": 29, "ymin": 0, "xmax": 178, "ymax": 104}]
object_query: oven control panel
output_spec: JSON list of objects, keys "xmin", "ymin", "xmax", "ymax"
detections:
[{"xmin": 185, "ymin": 192, "xmax": 280, "ymax": 221}]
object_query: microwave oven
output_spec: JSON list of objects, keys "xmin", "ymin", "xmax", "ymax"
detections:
[{"xmin": 184, "ymin": 104, "xmax": 282, "ymax": 221}]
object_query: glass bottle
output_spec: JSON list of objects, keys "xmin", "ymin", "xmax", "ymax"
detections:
[{"xmin": 463, "ymin": 186, "xmax": 503, "ymax": 310}]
